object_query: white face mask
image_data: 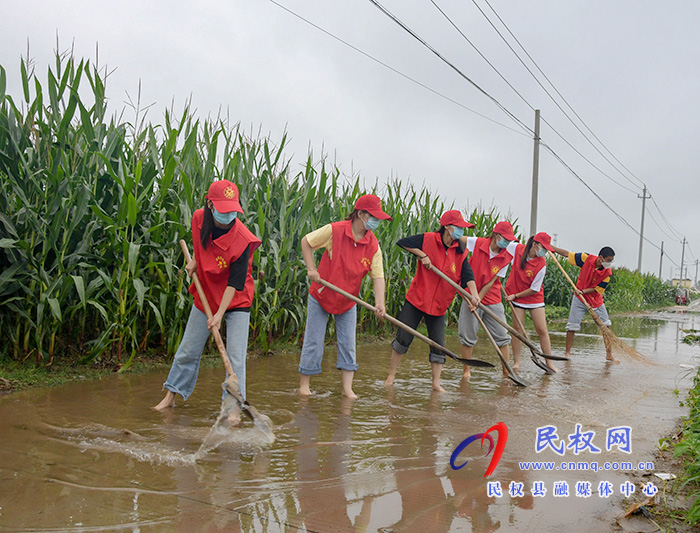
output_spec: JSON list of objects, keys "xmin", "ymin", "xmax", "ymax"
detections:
[
  {"xmin": 601, "ymin": 260, "xmax": 614, "ymax": 269},
  {"xmin": 535, "ymin": 245, "xmax": 547, "ymax": 258}
]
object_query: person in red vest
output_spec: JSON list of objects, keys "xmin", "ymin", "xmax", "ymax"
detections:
[
  {"xmin": 154, "ymin": 180, "xmax": 262, "ymax": 420},
  {"xmin": 550, "ymin": 244, "xmax": 617, "ymax": 362},
  {"xmin": 384, "ymin": 210, "xmax": 480, "ymax": 392},
  {"xmin": 504, "ymin": 232, "xmax": 557, "ymax": 372},
  {"xmin": 458, "ymin": 221, "xmax": 519, "ymax": 380},
  {"xmin": 299, "ymin": 194, "xmax": 391, "ymax": 399}
]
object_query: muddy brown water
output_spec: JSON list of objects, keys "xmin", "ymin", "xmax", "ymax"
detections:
[{"xmin": 1, "ymin": 308, "xmax": 699, "ymax": 532}]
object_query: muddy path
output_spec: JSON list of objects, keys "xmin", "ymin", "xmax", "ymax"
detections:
[{"xmin": 1, "ymin": 307, "xmax": 698, "ymax": 531}]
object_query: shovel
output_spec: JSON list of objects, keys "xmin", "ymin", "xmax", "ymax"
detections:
[
  {"xmin": 501, "ymin": 287, "xmax": 556, "ymax": 374},
  {"xmin": 427, "ymin": 264, "xmax": 568, "ymax": 361},
  {"xmin": 316, "ymin": 278, "xmax": 494, "ymax": 368}
]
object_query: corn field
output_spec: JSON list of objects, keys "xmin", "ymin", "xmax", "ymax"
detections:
[{"xmin": 0, "ymin": 52, "xmax": 671, "ymax": 368}]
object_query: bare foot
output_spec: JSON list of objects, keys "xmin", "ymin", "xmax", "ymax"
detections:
[
  {"xmin": 462, "ymin": 370, "xmax": 471, "ymax": 381},
  {"xmin": 606, "ymin": 357, "xmax": 620, "ymax": 364},
  {"xmin": 343, "ymin": 389, "xmax": 358, "ymax": 399},
  {"xmin": 298, "ymin": 387, "xmax": 313, "ymax": 396},
  {"xmin": 512, "ymin": 364, "xmax": 520, "ymax": 373},
  {"xmin": 546, "ymin": 364, "xmax": 559, "ymax": 373},
  {"xmin": 153, "ymin": 391, "xmax": 175, "ymax": 410},
  {"xmin": 432, "ymin": 383, "xmax": 446, "ymax": 393},
  {"xmin": 384, "ymin": 376, "xmax": 395, "ymax": 387}
]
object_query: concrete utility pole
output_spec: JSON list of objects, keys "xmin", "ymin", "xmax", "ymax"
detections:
[
  {"xmin": 529, "ymin": 109, "xmax": 541, "ymax": 237},
  {"xmin": 637, "ymin": 185, "xmax": 650, "ymax": 272},
  {"xmin": 695, "ymin": 259, "xmax": 699, "ymax": 287},
  {"xmin": 658, "ymin": 241, "xmax": 664, "ymax": 279},
  {"xmin": 680, "ymin": 237, "xmax": 687, "ymax": 285}
]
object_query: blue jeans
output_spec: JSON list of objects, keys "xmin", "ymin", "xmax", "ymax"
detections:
[
  {"xmin": 163, "ymin": 305, "xmax": 250, "ymax": 401},
  {"xmin": 299, "ymin": 295, "xmax": 358, "ymax": 375}
]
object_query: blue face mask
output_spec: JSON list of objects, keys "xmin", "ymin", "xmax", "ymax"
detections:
[
  {"xmin": 536, "ymin": 246, "xmax": 548, "ymax": 258},
  {"xmin": 364, "ymin": 215, "xmax": 380, "ymax": 232},
  {"xmin": 497, "ymin": 236, "xmax": 511, "ymax": 249},
  {"xmin": 212, "ymin": 207, "xmax": 237, "ymax": 225},
  {"xmin": 450, "ymin": 226, "xmax": 465, "ymax": 240}
]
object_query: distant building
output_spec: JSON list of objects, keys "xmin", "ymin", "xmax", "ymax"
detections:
[{"xmin": 672, "ymin": 278, "xmax": 693, "ymax": 288}]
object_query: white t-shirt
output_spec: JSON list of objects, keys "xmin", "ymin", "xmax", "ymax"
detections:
[{"xmin": 465, "ymin": 237, "xmax": 518, "ymax": 278}]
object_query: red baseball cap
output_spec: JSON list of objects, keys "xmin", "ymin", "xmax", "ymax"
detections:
[
  {"xmin": 533, "ymin": 232, "xmax": 554, "ymax": 252},
  {"xmin": 439, "ymin": 209, "xmax": 475, "ymax": 228},
  {"xmin": 355, "ymin": 194, "xmax": 392, "ymax": 220},
  {"xmin": 206, "ymin": 180, "xmax": 243, "ymax": 214},
  {"xmin": 493, "ymin": 221, "xmax": 517, "ymax": 241}
]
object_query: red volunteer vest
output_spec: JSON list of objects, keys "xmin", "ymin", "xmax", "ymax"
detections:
[
  {"xmin": 576, "ymin": 254, "xmax": 611, "ymax": 309},
  {"xmin": 505, "ymin": 244, "xmax": 546, "ymax": 305},
  {"xmin": 468, "ymin": 237, "xmax": 514, "ymax": 306},
  {"xmin": 189, "ymin": 209, "xmax": 261, "ymax": 313},
  {"xmin": 310, "ymin": 220, "xmax": 379, "ymax": 314},
  {"xmin": 405, "ymin": 232, "xmax": 466, "ymax": 316}
]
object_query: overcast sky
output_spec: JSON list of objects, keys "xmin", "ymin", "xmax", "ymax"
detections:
[{"xmin": 3, "ymin": 1, "xmax": 699, "ymax": 279}]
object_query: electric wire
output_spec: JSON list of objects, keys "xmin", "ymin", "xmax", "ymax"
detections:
[
  {"xmin": 645, "ymin": 207, "xmax": 681, "ymax": 243},
  {"xmin": 366, "ymin": 0, "xmax": 533, "ymax": 134},
  {"xmin": 428, "ymin": 0, "xmax": 640, "ymax": 194},
  {"xmin": 269, "ymin": 0, "xmax": 687, "ymax": 270},
  {"xmin": 266, "ymin": 0, "xmax": 528, "ymax": 136},
  {"xmin": 540, "ymin": 140, "xmax": 677, "ymax": 265},
  {"xmin": 477, "ymin": 0, "xmax": 647, "ymax": 190},
  {"xmin": 649, "ymin": 195, "xmax": 684, "ymax": 241}
]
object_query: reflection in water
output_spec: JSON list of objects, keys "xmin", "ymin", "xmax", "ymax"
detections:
[{"xmin": 0, "ymin": 310, "xmax": 698, "ymax": 531}]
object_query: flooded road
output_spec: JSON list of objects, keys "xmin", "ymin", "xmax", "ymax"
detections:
[{"xmin": 1, "ymin": 307, "xmax": 699, "ymax": 532}]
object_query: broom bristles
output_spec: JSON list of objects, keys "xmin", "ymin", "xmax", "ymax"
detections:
[{"xmin": 589, "ymin": 310, "xmax": 658, "ymax": 366}]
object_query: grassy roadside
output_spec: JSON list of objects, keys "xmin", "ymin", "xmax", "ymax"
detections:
[{"xmin": 616, "ymin": 330, "xmax": 700, "ymax": 531}]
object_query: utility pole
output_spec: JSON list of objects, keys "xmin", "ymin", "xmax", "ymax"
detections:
[
  {"xmin": 529, "ymin": 109, "xmax": 541, "ymax": 237},
  {"xmin": 658, "ymin": 241, "xmax": 664, "ymax": 279},
  {"xmin": 680, "ymin": 237, "xmax": 687, "ymax": 286},
  {"xmin": 695, "ymin": 259, "xmax": 699, "ymax": 287},
  {"xmin": 637, "ymin": 185, "xmax": 650, "ymax": 272}
]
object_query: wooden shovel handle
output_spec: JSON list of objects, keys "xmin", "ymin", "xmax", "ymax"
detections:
[
  {"xmin": 315, "ymin": 278, "xmax": 493, "ymax": 366},
  {"xmin": 426, "ymin": 264, "xmax": 544, "ymax": 355},
  {"xmin": 180, "ymin": 240, "xmax": 235, "ymax": 377}
]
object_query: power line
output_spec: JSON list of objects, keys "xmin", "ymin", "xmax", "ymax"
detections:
[
  {"xmin": 266, "ymin": 0, "xmax": 528, "ymax": 136},
  {"xmin": 429, "ymin": 0, "xmax": 687, "ymax": 266},
  {"xmin": 649, "ymin": 195, "xmax": 684, "ymax": 241},
  {"xmin": 366, "ymin": 0, "xmax": 533, "ymax": 134},
  {"xmin": 645, "ymin": 206, "xmax": 681, "ymax": 243},
  {"xmin": 474, "ymin": 0, "xmax": 646, "ymax": 191},
  {"xmin": 269, "ymin": 0, "xmax": 683, "ymax": 269},
  {"xmin": 540, "ymin": 140, "xmax": 678, "ymax": 266},
  {"xmin": 429, "ymin": 0, "xmax": 640, "ymax": 194}
]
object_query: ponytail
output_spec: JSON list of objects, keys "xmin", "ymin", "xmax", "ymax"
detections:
[{"xmin": 520, "ymin": 236, "xmax": 535, "ymax": 270}]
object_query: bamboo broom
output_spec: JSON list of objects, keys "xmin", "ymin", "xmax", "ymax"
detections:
[{"xmin": 547, "ymin": 251, "xmax": 656, "ymax": 365}]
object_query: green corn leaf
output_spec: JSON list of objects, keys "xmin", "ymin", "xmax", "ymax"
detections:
[
  {"xmin": 127, "ymin": 193, "xmax": 137, "ymax": 227},
  {"xmin": 132, "ymin": 278, "xmax": 146, "ymax": 311},
  {"xmin": 47, "ymin": 297, "xmax": 62, "ymax": 321},
  {"xmin": 70, "ymin": 275, "xmax": 86, "ymax": 306}
]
